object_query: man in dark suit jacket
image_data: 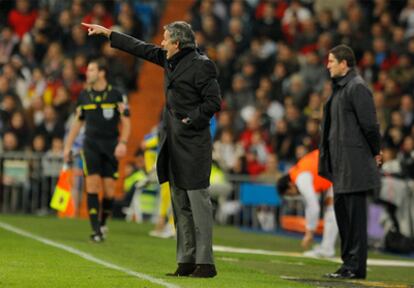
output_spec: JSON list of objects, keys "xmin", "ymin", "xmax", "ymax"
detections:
[
  {"xmin": 82, "ymin": 21, "xmax": 221, "ymax": 278},
  {"xmin": 319, "ymin": 44, "xmax": 382, "ymax": 279}
]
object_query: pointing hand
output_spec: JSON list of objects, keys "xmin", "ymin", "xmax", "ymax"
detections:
[{"xmin": 81, "ymin": 23, "xmax": 111, "ymax": 38}]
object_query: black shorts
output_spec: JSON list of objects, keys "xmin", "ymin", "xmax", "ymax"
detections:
[{"xmin": 81, "ymin": 137, "xmax": 118, "ymax": 178}]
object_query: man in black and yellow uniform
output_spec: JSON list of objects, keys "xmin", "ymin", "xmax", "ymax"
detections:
[{"xmin": 64, "ymin": 59, "xmax": 130, "ymax": 242}]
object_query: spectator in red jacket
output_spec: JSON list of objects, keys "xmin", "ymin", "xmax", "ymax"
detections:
[{"xmin": 8, "ymin": 0, "xmax": 38, "ymax": 39}]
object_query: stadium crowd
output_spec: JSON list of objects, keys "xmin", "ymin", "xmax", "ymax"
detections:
[
  {"xmin": 0, "ymin": 0, "xmax": 159, "ymax": 154},
  {"xmin": 0, "ymin": 0, "xmax": 413, "ymax": 209},
  {"xmin": 185, "ymin": 0, "xmax": 414, "ymax": 180}
]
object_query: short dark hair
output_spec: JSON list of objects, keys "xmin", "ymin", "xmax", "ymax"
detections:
[
  {"xmin": 164, "ymin": 21, "xmax": 196, "ymax": 49},
  {"xmin": 329, "ymin": 44, "xmax": 356, "ymax": 68},
  {"xmin": 276, "ymin": 174, "xmax": 291, "ymax": 196},
  {"xmin": 89, "ymin": 58, "xmax": 108, "ymax": 76}
]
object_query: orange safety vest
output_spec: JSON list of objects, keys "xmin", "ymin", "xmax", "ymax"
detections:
[{"xmin": 289, "ymin": 150, "xmax": 332, "ymax": 193}]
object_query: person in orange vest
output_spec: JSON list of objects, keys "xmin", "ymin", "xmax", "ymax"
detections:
[{"xmin": 277, "ymin": 149, "xmax": 338, "ymax": 258}]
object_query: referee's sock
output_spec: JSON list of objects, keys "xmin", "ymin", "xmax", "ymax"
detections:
[
  {"xmin": 101, "ymin": 197, "xmax": 114, "ymax": 227},
  {"xmin": 87, "ymin": 193, "xmax": 101, "ymax": 235}
]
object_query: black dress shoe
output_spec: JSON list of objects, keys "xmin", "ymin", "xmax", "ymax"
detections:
[
  {"xmin": 324, "ymin": 269, "xmax": 365, "ymax": 279},
  {"xmin": 190, "ymin": 264, "xmax": 217, "ymax": 278},
  {"xmin": 166, "ymin": 263, "xmax": 196, "ymax": 277}
]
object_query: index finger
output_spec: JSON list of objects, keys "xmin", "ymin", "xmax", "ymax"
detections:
[{"xmin": 81, "ymin": 22, "xmax": 92, "ymax": 28}]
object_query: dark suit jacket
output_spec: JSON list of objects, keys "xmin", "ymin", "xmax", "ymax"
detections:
[
  {"xmin": 319, "ymin": 69, "xmax": 381, "ymax": 193},
  {"xmin": 110, "ymin": 32, "xmax": 221, "ymax": 189}
]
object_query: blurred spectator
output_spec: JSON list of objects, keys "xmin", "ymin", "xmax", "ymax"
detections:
[
  {"xmin": 0, "ymin": 75, "xmax": 12, "ymax": 99},
  {"xmin": 82, "ymin": 2, "xmax": 114, "ymax": 51},
  {"xmin": 56, "ymin": 9, "xmax": 73, "ymax": 50},
  {"xmin": 239, "ymin": 111, "xmax": 270, "ymax": 150},
  {"xmin": 17, "ymin": 38, "xmax": 36, "ymax": 70},
  {"xmin": 315, "ymin": 8, "xmax": 336, "ymax": 34},
  {"xmin": 399, "ymin": 0, "xmax": 414, "ymax": 38},
  {"xmin": 248, "ymin": 130, "xmax": 272, "ymax": 166},
  {"xmin": 299, "ymin": 51, "xmax": 327, "ymax": 94},
  {"xmin": 60, "ymin": 59, "xmax": 83, "ymax": 101},
  {"xmin": 383, "ymin": 110, "xmax": 407, "ymax": 149},
  {"xmin": 301, "ymin": 118, "xmax": 320, "ymax": 151},
  {"xmin": 254, "ymin": 1, "xmax": 282, "ymax": 41},
  {"xmin": 373, "ymin": 91, "xmax": 391, "ymax": 135},
  {"xmin": 0, "ymin": 94, "xmax": 20, "ymax": 132},
  {"xmin": 285, "ymin": 74, "xmax": 308, "ymax": 109},
  {"xmin": 255, "ymin": 85, "xmax": 284, "ymax": 126},
  {"xmin": 398, "ymin": 135, "xmax": 414, "ymax": 179},
  {"xmin": 389, "ymin": 54, "xmax": 414, "ymax": 94},
  {"xmin": 32, "ymin": 133, "xmax": 47, "ymax": 153},
  {"xmin": 255, "ymin": 0, "xmax": 288, "ymax": 21},
  {"xmin": 213, "ymin": 129, "xmax": 244, "ymax": 172},
  {"xmin": 26, "ymin": 96, "xmax": 45, "ymax": 129},
  {"xmin": 303, "ymin": 92, "xmax": 323, "ymax": 120},
  {"xmin": 284, "ymin": 102, "xmax": 306, "ymax": 136},
  {"xmin": 101, "ymin": 42, "xmax": 134, "ymax": 92},
  {"xmin": 68, "ymin": 25, "xmax": 96, "ymax": 58},
  {"xmin": 82, "ymin": 1, "xmax": 113, "ymax": 28},
  {"xmin": 269, "ymin": 61, "xmax": 289, "ymax": 103},
  {"xmin": 215, "ymin": 42, "xmax": 235, "ymax": 95},
  {"xmin": 372, "ymin": 37, "xmax": 398, "ymax": 71},
  {"xmin": 8, "ymin": 0, "xmax": 38, "ymax": 39},
  {"xmin": 229, "ymin": 0, "xmax": 253, "ymax": 36},
  {"xmin": 2, "ymin": 130, "xmax": 19, "ymax": 151},
  {"xmin": 42, "ymin": 41, "xmax": 63, "ymax": 80},
  {"xmin": 294, "ymin": 19, "xmax": 318, "ymax": 52},
  {"xmin": 116, "ymin": 4, "xmax": 143, "ymax": 40},
  {"xmin": 70, "ymin": 0, "xmax": 85, "ymax": 24},
  {"xmin": 272, "ymin": 118, "xmax": 295, "ymax": 162},
  {"xmin": 398, "ymin": 94, "xmax": 414, "ymax": 129},
  {"xmin": 239, "ymin": 58, "xmax": 259, "ymax": 90},
  {"xmin": 390, "ymin": 26, "xmax": 406, "ymax": 56},
  {"xmin": 215, "ymin": 109, "xmax": 236, "ymax": 138},
  {"xmin": 47, "ymin": 137, "xmax": 64, "ymax": 156},
  {"xmin": 224, "ymin": 73, "xmax": 255, "ymax": 115},
  {"xmin": 257, "ymin": 153, "xmax": 281, "ymax": 183},
  {"xmin": 201, "ymin": 14, "xmax": 223, "ymax": 46},
  {"xmin": 52, "ymin": 86, "xmax": 72, "ymax": 123},
  {"xmin": 2, "ymin": 62, "xmax": 28, "ymax": 104},
  {"xmin": 0, "ymin": 26, "xmax": 19, "ymax": 65},
  {"xmin": 276, "ymin": 43, "xmax": 299, "ymax": 74},
  {"xmin": 190, "ymin": 0, "xmax": 225, "ymax": 33},
  {"xmin": 228, "ymin": 17, "xmax": 250, "ymax": 55},
  {"xmin": 359, "ymin": 50, "xmax": 379, "ymax": 84},
  {"xmin": 35, "ymin": 105, "xmax": 65, "ymax": 149},
  {"xmin": 282, "ymin": 0, "xmax": 311, "ymax": 26},
  {"xmin": 8, "ymin": 111, "xmax": 30, "ymax": 149}
]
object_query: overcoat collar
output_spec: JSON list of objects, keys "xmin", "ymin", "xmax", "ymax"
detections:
[
  {"xmin": 166, "ymin": 50, "xmax": 197, "ymax": 83},
  {"xmin": 326, "ymin": 68, "xmax": 357, "ymax": 104},
  {"xmin": 335, "ymin": 68, "xmax": 357, "ymax": 87}
]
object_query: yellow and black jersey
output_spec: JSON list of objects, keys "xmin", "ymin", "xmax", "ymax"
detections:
[{"xmin": 76, "ymin": 84, "xmax": 130, "ymax": 140}]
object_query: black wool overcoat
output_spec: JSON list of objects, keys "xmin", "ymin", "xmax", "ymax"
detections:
[
  {"xmin": 318, "ymin": 69, "xmax": 381, "ymax": 193},
  {"xmin": 111, "ymin": 32, "xmax": 221, "ymax": 189}
]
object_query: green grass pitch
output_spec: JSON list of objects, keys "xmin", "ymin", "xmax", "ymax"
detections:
[{"xmin": 0, "ymin": 215, "xmax": 413, "ymax": 288}]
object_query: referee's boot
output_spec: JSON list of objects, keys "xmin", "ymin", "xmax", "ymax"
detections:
[{"xmin": 90, "ymin": 232, "xmax": 104, "ymax": 243}]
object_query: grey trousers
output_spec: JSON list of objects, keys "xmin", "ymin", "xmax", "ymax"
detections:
[{"xmin": 170, "ymin": 183, "xmax": 215, "ymax": 265}]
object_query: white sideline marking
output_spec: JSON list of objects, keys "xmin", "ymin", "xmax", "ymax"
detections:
[
  {"xmin": 213, "ymin": 245, "xmax": 414, "ymax": 268},
  {"xmin": 0, "ymin": 221, "xmax": 179, "ymax": 288}
]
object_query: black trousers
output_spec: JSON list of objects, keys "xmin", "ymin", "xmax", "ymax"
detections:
[{"xmin": 334, "ymin": 191, "xmax": 369, "ymax": 277}]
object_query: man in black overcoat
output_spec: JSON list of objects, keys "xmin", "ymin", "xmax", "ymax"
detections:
[
  {"xmin": 82, "ymin": 21, "xmax": 221, "ymax": 278},
  {"xmin": 319, "ymin": 44, "xmax": 383, "ymax": 279}
]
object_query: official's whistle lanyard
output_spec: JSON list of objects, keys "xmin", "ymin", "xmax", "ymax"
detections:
[{"xmin": 88, "ymin": 85, "xmax": 110, "ymax": 103}]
